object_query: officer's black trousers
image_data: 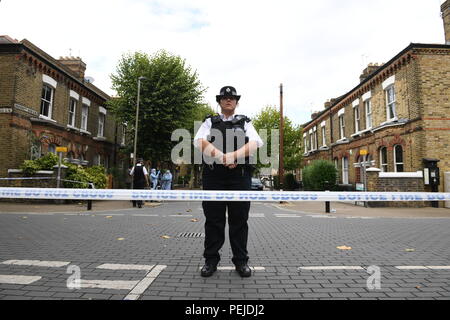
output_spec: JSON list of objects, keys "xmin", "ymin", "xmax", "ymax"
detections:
[{"xmin": 202, "ymin": 166, "xmax": 251, "ymax": 267}]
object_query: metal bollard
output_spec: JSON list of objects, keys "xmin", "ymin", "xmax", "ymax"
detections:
[
  {"xmin": 325, "ymin": 189, "xmax": 330, "ymax": 213},
  {"xmin": 87, "ymin": 182, "xmax": 93, "ymax": 211}
]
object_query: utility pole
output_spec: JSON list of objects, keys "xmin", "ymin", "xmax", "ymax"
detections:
[
  {"xmin": 279, "ymin": 83, "xmax": 284, "ymax": 190},
  {"xmin": 131, "ymin": 76, "xmax": 148, "ymax": 189}
]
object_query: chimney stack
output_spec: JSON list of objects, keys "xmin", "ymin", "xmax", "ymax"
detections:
[
  {"xmin": 58, "ymin": 56, "xmax": 86, "ymax": 80},
  {"xmin": 442, "ymin": 0, "xmax": 450, "ymax": 45},
  {"xmin": 359, "ymin": 63, "xmax": 382, "ymax": 83}
]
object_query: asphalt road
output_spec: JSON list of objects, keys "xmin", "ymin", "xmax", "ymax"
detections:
[{"xmin": 0, "ymin": 201, "xmax": 449, "ymax": 300}]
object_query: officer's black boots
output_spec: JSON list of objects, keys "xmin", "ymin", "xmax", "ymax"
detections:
[
  {"xmin": 200, "ymin": 264, "xmax": 217, "ymax": 277},
  {"xmin": 235, "ymin": 264, "xmax": 252, "ymax": 277}
]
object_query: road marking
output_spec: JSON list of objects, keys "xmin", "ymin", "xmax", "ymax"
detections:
[
  {"xmin": 396, "ymin": 266, "xmax": 450, "ymax": 270},
  {"xmin": 131, "ymin": 214, "xmax": 159, "ymax": 217},
  {"xmin": 98, "ymin": 213, "xmax": 125, "ymax": 216},
  {"xmin": 298, "ymin": 266, "xmax": 364, "ymax": 271},
  {"xmin": 250, "ymin": 213, "xmax": 265, "ymax": 217},
  {"xmin": 395, "ymin": 266, "xmax": 428, "ymax": 270},
  {"xmin": 2, "ymin": 260, "xmax": 70, "ymax": 268},
  {"xmin": 78, "ymin": 279, "xmax": 139, "ymax": 290},
  {"xmin": 198, "ymin": 266, "xmax": 265, "ymax": 271},
  {"xmin": 274, "ymin": 214, "xmax": 302, "ymax": 218},
  {"xmin": 306, "ymin": 215, "xmax": 336, "ymax": 219},
  {"xmin": 96, "ymin": 263, "xmax": 155, "ymax": 271},
  {"xmin": 124, "ymin": 265, "xmax": 167, "ymax": 300},
  {"xmin": 0, "ymin": 275, "xmax": 42, "ymax": 284},
  {"xmin": 168, "ymin": 215, "xmax": 193, "ymax": 217}
]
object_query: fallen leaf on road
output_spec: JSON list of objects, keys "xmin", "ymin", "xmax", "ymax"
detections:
[
  {"xmin": 190, "ymin": 218, "xmax": 199, "ymax": 222},
  {"xmin": 161, "ymin": 235, "xmax": 171, "ymax": 239},
  {"xmin": 21, "ymin": 216, "xmax": 27, "ymax": 219},
  {"xmin": 186, "ymin": 209, "xmax": 192, "ymax": 212},
  {"xmin": 405, "ymin": 248, "xmax": 415, "ymax": 252},
  {"xmin": 105, "ymin": 216, "xmax": 113, "ymax": 218},
  {"xmin": 117, "ymin": 237, "xmax": 125, "ymax": 241},
  {"xmin": 336, "ymin": 245, "xmax": 352, "ymax": 250}
]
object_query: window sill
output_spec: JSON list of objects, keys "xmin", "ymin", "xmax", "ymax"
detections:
[
  {"xmin": 80, "ymin": 129, "xmax": 91, "ymax": 135},
  {"xmin": 380, "ymin": 117, "xmax": 398, "ymax": 126},
  {"xmin": 371, "ymin": 119, "xmax": 406, "ymax": 133},
  {"xmin": 93, "ymin": 136, "xmax": 107, "ymax": 141},
  {"xmin": 39, "ymin": 115, "xmax": 57, "ymax": 123},
  {"xmin": 336, "ymin": 138, "xmax": 349, "ymax": 144},
  {"xmin": 66, "ymin": 124, "xmax": 79, "ymax": 131}
]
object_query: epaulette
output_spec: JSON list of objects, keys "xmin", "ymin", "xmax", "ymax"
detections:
[
  {"xmin": 233, "ymin": 115, "xmax": 251, "ymax": 124},
  {"xmin": 203, "ymin": 114, "xmax": 220, "ymax": 122}
]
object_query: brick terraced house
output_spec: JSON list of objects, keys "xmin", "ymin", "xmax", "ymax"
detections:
[
  {"xmin": 301, "ymin": 1, "xmax": 450, "ymax": 207},
  {"xmin": 0, "ymin": 36, "xmax": 129, "ymax": 186}
]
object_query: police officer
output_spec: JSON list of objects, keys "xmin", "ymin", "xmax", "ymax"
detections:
[
  {"xmin": 194, "ymin": 86, "xmax": 263, "ymax": 277},
  {"xmin": 130, "ymin": 158, "xmax": 149, "ymax": 208}
]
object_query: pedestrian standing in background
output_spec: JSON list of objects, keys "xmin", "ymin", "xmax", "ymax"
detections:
[
  {"xmin": 150, "ymin": 169, "xmax": 159, "ymax": 190},
  {"xmin": 161, "ymin": 170, "xmax": 173, "ymax": 190},
  {"xmin": 130, "ymin": 158, "xmax": 149, "ymax": 208}
]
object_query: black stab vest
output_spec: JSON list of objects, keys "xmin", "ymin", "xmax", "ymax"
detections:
[
  {"xmin": 133, "ymin": 165, "xmax": 146, "ymax": 185},
  {"xmin": 205, "ymin": 114, "xmax": 252, "ymax": 167}
]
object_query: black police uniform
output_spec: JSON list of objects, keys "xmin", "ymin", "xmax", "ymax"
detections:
[
  {"xmin": 133, "ymin": 164, "xmax": 146, "ymax": 208},
  {"xmin": 202, "ymin": 114, "xmax": 253, "ymax": 270}
]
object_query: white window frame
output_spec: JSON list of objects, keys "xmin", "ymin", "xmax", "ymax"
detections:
[
  {"xmin": 364, "ymin": 99, "xmax": 372, "ymax": 129},
  {"xmin": 68, "ymin": 98, "xmax": 77, "ymax": 127},
  {"xmin": 321, "ymin": 125, "xmax": 326, "ymax": 146},
  {"xmin": 81, "ymin": 104, "xmax": 89, "ymax": 131},
  {"xmin": 98, "ymin": 112, "xmax": 105, "ymax": 137},
  {"xmin": 385, "ymin": 85, "xmax": 397, "ymax": 121},
  {"xmin": 342, "ymin": 157, "xmax": 349, "ymax": 184},
  {"xmin": 379, "ymin": 147, "xmax": 388, "ymax": 172},
  {"xmin": 95, "ymin": 154, "xmax": 102, "ymax": 166},
  {"xmin": 40, "ymin": 84, "xmax": 54, "ymax": 119},
  {"xmin": 312, "ymin": 126, "xmax": 317, "ymax": 150},
  {"xmin": 354, "ymin": 105, "xmax": 360, "ymax": 133},
  {"xmin": 339, "ymin": 114, "xmax": 345, "ymax": 139},
  {"xmin": 394, "ymin": 145, "xmax": 404, "ymax": 172}
]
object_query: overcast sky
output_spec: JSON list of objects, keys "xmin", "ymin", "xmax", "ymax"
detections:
[{"xmin": 0, "ymin": 0, "xmax": 446, "ymax": 125}]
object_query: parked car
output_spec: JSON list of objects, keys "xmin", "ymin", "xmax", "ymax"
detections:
[{"xmin": 251, "ymin": 178, "xmax": 264, "ymax": 191}]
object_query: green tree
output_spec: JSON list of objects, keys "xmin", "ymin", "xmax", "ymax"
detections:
[
  {"xmin": 303, "ymin": 160, "xmax": 337, "ymax": 191},
  {"xmin": 108, "ymin": 50, "xmax": 206, "ymax": 163},
  {"xmin": 252, "ymin": 106, "xmax": 303, "ymax": 172}
]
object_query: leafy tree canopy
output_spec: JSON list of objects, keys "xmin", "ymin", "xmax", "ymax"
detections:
[
  {"xmin": 252, "ymin": 105, "xmax": 303, "ymax": 172},
  {"xmin": 108, "ymin": 50, "xmax": 206, "ymax": 163}
]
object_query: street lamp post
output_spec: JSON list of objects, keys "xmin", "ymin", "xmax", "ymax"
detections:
[
  {"xmin": 131, "ymin": 76, "xmax": 148, "ymax": 189},
  {"xmin": 279, "ymin": 83, "xmax": 284, "ymax": 190}
]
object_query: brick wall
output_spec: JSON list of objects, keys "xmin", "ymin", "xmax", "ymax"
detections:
[
  {"xmin": 302, "ymin": 45, "xmax": 450, "ymax": 207},
  {"xmin": 0, "ymin": 40, "xmax": 129, "ymax": 185},
  {"xmin": 366, "ymin": 170, "xmax": 426, "ymax": 207}
]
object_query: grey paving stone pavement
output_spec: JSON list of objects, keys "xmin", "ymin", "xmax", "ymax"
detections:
[{"xmin": 0, "ymin": 200, "xmax": 449, "ymax": 300}]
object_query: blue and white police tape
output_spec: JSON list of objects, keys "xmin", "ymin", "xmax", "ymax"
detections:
[{"xmin": 1, "ymin": 187, "xmax": 450, "ymax": 202}]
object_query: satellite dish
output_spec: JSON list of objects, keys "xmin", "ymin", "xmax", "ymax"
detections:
[{"xmin": 84, "ymin": 76, "xmax": 95, "ymax": 84}]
